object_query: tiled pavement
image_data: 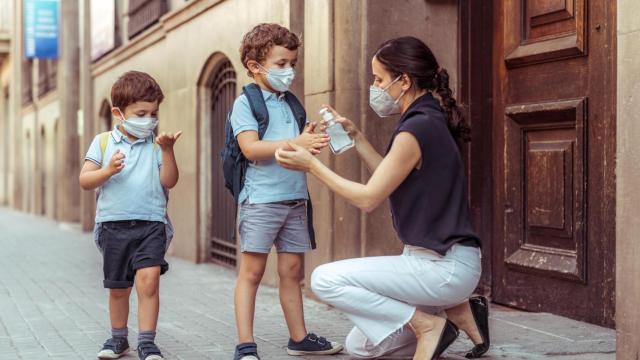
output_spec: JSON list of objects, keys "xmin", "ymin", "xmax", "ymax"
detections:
[{"xmin": 0, "ymin": 207, "xmax": 616, "ymax": 359}]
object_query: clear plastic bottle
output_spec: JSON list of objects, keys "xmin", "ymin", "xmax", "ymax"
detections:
[{"xmin": 320, "ymin": 107, "xmax": 354, "ymax": 155}]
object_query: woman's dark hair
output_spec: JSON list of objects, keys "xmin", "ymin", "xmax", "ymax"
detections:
[{"xmin": 374, "ymin": 36, "xmax": 471, "ymax": 142}]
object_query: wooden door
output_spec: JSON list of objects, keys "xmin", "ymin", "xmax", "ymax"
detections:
[{"xmin": 492, "ymin": 0, "xmax": 616, "ymax": 326}]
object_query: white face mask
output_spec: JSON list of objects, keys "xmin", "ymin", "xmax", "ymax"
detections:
[
  {"xmin": 259, "ymin": 64, "xmax": 295, "ymax": 92},
  {"xmin": 369, "ymin": 76, "xmax": 406, "ymax": 117},
  {"xmin": 117, "ymin": 109, "xmax": 158, "ymax": 139}
]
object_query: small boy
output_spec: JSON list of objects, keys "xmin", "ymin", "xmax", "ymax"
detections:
[
  {"xmin": 231, "ymin": 23, "xmax": 342, "ymax": 360},
  {"xmin": 79, "ymin": 71, "xmax": 181, "ymax": 360}
]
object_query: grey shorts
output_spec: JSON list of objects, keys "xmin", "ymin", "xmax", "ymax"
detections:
[{"xmin": 238, "ymin": 200, "xmax": 312, "ymax": 253}]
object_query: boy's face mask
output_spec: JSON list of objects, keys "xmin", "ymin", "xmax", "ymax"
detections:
[
  {"xmin": 116, "ymin": 108, "xmax": 158, "ymax": 139},
  {"xmin": 369, "ymin": 75, "xmax": 406, "ymax": 117},
  {"xmin": 258, "ymin": 64, "xmax": 295, "ymax": 92}
]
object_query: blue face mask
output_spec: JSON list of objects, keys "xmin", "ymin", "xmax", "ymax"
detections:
[
  {"xmin": 259, "ymin": 64, "xmax": 295, "ymax": 92},
  {"xmin": 117, "ymin": 109, "xmax": 158, "ymax": 139}
]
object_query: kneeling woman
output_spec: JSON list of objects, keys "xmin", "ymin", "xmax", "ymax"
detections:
[{"xmin": 276, "ymin": 36, "xmax": 490, "ymax": 359}]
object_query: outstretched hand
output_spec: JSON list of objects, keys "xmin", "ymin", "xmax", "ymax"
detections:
[
  {"xmin": 156, "ymin": 131, "xmax": 182, "ymax": 151},
  {"xmin": 275, "ymin": 142, "xmax": 316, "ymax": 172}
]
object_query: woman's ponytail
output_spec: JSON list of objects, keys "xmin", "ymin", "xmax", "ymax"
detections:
[{"xmin": 435, "ymin": 67, "xmax": 471, "ymax": 143}]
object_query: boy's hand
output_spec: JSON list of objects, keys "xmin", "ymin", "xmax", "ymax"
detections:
[
  {"xmin": 106, "ymin": 149, "xmax": 125, "ymax": 176},
  {"xmin": 293, "ymin": 123, "xmax": 330, "ymax": 155},
  {"xmin": 156, "ymin": 131, "xmax": 183, "ymax": 151}
]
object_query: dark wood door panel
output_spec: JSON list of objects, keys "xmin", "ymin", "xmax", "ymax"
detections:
[
  {"xmin": 492, "ymin": 0, "xmax": 615, "ymax": 327},
  {"xmin": 504, "ymin": 98, "xmax": 586, "ymax": 283},
  {"xmin": 505, "ymin": 0, "xmax": 586, "ymax": 68}
]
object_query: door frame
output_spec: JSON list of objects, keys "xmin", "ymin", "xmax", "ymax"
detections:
[{"xmin": 458, "ymin": 0, "xmax": 494, "ymax": 295}]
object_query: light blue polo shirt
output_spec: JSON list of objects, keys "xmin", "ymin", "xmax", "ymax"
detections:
[
  {"xmin": 230, "ymin": 88, "xmax": 308, "ymax": 204},
  {"xmin": 85, "ymin": 126, "xmax": 167, "ymax": 223}
]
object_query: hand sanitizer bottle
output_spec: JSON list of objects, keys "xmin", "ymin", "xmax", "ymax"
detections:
[{"xmin": 320, "ymin": 107, "xmax": 355, "ymax": 155}]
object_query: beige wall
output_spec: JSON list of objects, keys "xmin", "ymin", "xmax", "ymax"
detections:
[
  {"xmin": 0, "ymin": 58, "xmax": 11, "ymax": 206},
  {"xmin": 616, "ymin": 0, "xmax": 640, "ymax": 357},
  {"xmin": 36, "ymin": 95, "xmax": 60, "ymax": 219},
  {"xmin": 303, "ymin": 0, "xmax": 459, "ymax": 288}
]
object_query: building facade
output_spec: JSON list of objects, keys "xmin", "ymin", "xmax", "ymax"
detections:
[{"xmin": 1, "ymin": 0, "xmax": 639, "ymax": 357}]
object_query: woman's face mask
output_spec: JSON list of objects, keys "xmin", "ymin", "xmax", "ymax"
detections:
[
  {"xmin": 258, "ymin": 64, "xmax": 295, "ymax": 92},
  {"xmin": 369, "ymin": 75, "xmax": 406, "ymax": 117},
  {"xmin": 117, "ymin": 108, "xmax": 158, "ymax": 139}
]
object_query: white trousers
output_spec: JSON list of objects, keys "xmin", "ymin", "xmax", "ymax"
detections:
[{"xmin": 311, "ymin": 244, "xmax": 481, "ymax": 357}]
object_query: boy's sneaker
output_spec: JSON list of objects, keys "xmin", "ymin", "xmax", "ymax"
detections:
[
  {"xmin": 137, "ymin": 342, "xmax": 164, "ymax": 360},
  {"xmin": 97, "ymin": 337, "xmax": 130, "ymax": 359},
  {"xmin": 286, "ymin": 333, "xmax": 343, "ymax": 356},
  {"xmin": 234, "ymin": 342, "xmax": 260, "ymax": 360}
]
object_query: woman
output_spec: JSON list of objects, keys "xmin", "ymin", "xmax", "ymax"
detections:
[{"xmin": 275, "ymin": 36, "xmax": 490, "ymax": 359}]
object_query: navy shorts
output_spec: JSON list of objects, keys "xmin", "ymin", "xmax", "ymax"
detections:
[{"xmin": 97, "ymin": 220, "xmax": 169, "ymax": 289}]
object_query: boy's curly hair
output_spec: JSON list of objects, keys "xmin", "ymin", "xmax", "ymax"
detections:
[
  {"xmin": 111, "ymin": 71, "xmax": 164, "ymax": 110},
  {"xmin": 240, "ymin": 23, "xmax": 301, "ymax": 77}
]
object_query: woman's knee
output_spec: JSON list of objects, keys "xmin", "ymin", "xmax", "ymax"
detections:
[{"xmin": 310, "ymin": 264, "xmax": 340, "ymax": 299}]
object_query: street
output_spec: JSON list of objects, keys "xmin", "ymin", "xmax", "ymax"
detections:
[{"xmin": 0, "ymin": 207, "xmax": 615, "ymax": 360}]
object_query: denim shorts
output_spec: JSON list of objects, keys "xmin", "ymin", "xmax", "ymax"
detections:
[
  {"xmin": 238, "ymin": 200, "xmax": 312, "ymax": 253},
  {"xmin": 96, "ymin": 220, "xmax": 169, "ymax": 289}
]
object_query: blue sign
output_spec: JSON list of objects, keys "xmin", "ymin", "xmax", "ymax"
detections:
[{"xmin": 24, "ymin": 0, "xmax": 59, "ymax": 59}]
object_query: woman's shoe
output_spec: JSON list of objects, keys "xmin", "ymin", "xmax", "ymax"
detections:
[
  {"xmin": 431, "ymin": 319, "xmax": 459, "ymax": 360},
  {"xmin": 465, "ymin": 296, "xmax": 490, "ymax": 358}
]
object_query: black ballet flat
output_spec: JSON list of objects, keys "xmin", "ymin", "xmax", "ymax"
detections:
[
  {"xmin": 465, "ymin": 296, "xmax": 490, "ymax": 358},
  {"xmin": 432, "ymin": 319, "xmax": 459, "ymax": 360}
]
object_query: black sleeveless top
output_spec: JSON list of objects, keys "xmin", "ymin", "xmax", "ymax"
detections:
[{"xmin": 386, "ymin": 93, "xmax": 480, "ymax": 255}]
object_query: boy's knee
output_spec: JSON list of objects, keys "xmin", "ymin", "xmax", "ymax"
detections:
[
  {"xmin": 240, "ymin": 269, "xmax": 264, "ymax": 286},
  {"xmin": 135, "ymin": 268, "xmax": 160, "ymax": 296},
  {"xmin": 278, "ymin": 261, "xmax": 303, "ymax": 281}
]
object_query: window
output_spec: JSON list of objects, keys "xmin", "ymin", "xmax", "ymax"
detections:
[
  {"xmin": 127, "ymin": 0, "xmax": 167, "ymax": 39},
  {"xmin": 37, "ymin": 60, "xmax": 57, "ymax": 97},
  {"xmin": 22, "ymin": 59, "xmax": 33, "ymax": 105}
]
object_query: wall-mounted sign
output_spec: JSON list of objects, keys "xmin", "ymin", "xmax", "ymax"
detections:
[
  {"xmin": 90, "ymin": 0, "xmax": 116, "ymax": 61},
  {"xmin": 24, "ymin": 0, "xmax": 59, "ymax": 59}
]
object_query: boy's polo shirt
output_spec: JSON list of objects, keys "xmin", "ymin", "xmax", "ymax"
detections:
[
  {"xmin": 230, "ymin": 88, "xmax": 308, "ymax": 204},
  {"xmin": 85, "ymin": 126, "xmax": 167, "ymax": 223}
]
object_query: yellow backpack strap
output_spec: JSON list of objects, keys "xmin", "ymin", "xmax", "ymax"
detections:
[{"xmin": 99, "ymin": 131, "xmax": 111, "ymax": 164}]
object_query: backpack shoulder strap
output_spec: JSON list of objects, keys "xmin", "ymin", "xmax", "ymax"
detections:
[
  {"xmin": 99, "ymin": 131, "xmax": 111, "ymax": 163},
  {"xmin": 242, "ymin": 83, "xmax": 269, "ymax": 139},
  {"xmin": 284, "ymin": 91, "xmax": 307, "ymax": 134}
]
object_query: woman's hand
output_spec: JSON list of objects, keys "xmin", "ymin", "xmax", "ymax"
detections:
[
  {"xmin": 276, "ymin": 142, "xmax": 317, "ymax": 172},
  {"xmin": 320, "ymin": 104, "xmax": 361, "ymax": 139}
]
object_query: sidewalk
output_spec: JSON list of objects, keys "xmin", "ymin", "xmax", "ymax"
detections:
[{"xmin": 0, "ymin": 207, "xmax": 615, "ymax": 359}]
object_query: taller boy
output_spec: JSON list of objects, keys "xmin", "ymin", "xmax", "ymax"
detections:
[{"xmin": 231, "ymin": 24, "xmax": 342, "ymax": 360}]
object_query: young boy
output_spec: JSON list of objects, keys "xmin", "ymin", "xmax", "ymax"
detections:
[
  {"xmin": 231, "ymin": 23, "xmax": 342, "ymax": 360},
  {"xmin": 79, "ymin": 71, "xmax": 181, "ymax": 360}
]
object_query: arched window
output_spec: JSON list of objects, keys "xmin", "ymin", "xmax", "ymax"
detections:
[{"xmin": 208, "ymin": 58, "xmax": 237, "ymax": 267}]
